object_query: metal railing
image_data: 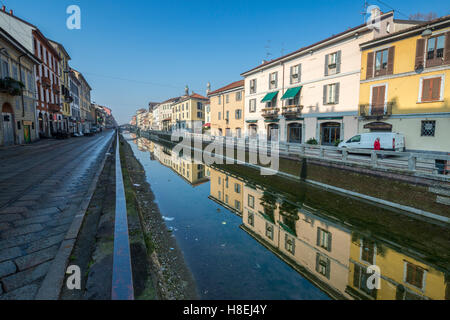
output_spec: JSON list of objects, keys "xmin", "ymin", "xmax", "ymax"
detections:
[
  {"xmin": 112, "ymin": 131, "xmax": 134, "ymax": 300},
  {"xmin": 359, "ymin": 103, "xmax": 393, "ymax": 118},
  {"xmin": 146, "ymin": 130, "xmax": 450, "ymax": 179}
]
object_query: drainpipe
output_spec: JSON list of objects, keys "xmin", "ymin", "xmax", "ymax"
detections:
[{"xmin": 18, "ymin": 54, "xmax": 27, "ymax": 118}]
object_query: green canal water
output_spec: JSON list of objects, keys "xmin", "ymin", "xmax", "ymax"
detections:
[{"xmin": 126, "ymin": 133, "xmax": 450, "ymax": 300}]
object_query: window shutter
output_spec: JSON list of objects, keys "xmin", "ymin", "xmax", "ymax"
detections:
[
  {"xmin": 372, "ymin": 86, "xmax": 379, "ymax": 106},
  {"xmin": 317, "ymin": 228, "xmax": 321, "ymax": 246},
  {"xmin": 325, "ymin": 258, "xmax": 331, "ymax": 279},
  {"xmin": 298, "ymin": 64, "xmax": 302, "ymax": 82},
  {"xmin": 395, "ymin": 285, "xmax": 405, "ymax": 300},
  {"xmin": 387, "ymin": 46, "xmax": 395, "ymax": 75},
  {"xmin": 335, "ymin": 83, "xmax": 340, "ymax": 104},
  {"xmin": 353, "ymin": 265, "xmax": 361, "ymax": 287},
  {"xmin": 336, "ymin": 50, "xmax": 342, "ymax": 74},
  {"xmin": 315, "ymin": 253, "xmax": 320, "ymax": 272},
  {"xmin": 324, "ymin": 54, "xmax": 329, "ymax": 76},
  {"xmin": 444, "ymin": 32, "xmax": 450, "ymax": 64},
  {"xmin": 366, "ymin": 52, "xmax": 374, "ymax": 79},
  {"xmin": 327, "ymin": 232, "xmax": 332, "ymax": 252},
  {"xmin": 323, "ymin": 85, "xmax": 327, "ymax": 105},
  {"xmin": 422, "ymin": 79, "xmax": 431, "ymax": 101},
  {"xmin": 431, "ymin": 77, "xmax": 441, "ymax": 100},
  {"xmin": 415, "ymin": 39, "xmax": 426, "ymax": 69}
]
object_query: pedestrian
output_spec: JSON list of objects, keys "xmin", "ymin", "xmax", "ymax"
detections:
[{"xmin": 374, "ymin": 138, "xmax": 381, "ymax": 151}]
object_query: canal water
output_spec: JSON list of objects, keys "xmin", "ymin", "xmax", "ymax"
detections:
[{"xmin": 125, "ymin": 134, "xmax": 450, "ymax": 300}]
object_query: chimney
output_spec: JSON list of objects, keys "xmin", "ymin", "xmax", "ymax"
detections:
[
  {"xmin": 370, "ymin": 7, "xmax": 381, "ymax": 21},
  {"xmin": 206, "ymin": 82, "xmax": 211, "ymax": 96},
  {"xmin": 2, "ymin": 6, "xmax": 5, "ymax": 12},
  {"xmin": 9, "ymin": 9, "xmax": 13, "ymax": 16},
  {"xmin": 185, "ymin": 85, "xmax": 189, "ymax": 96}
]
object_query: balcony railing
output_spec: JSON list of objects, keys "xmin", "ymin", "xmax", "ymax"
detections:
[
  {"xmin": 52, "ymin": 83, "xmax": 60, "ymax": 93},
  {"xmin": 360, "ymin": 102, "xmax": 393, "ymax": 118},
  {"xmin": 0, "ymin": 77, "xmax": 25, "ymax": 96},
  {"xmin": 48, "ymin": 103, "xmax": 61, "ymax": 113},
  {"xmin": 41, "ymin": 77, "xmax": 51, "ymax": 89},
  {"xmin": 261, "ymin": 107, "xmax": 279, "ymax": 118},
  {"xmin": 282, "ymin": 105, "xmax": 303, "ymax": 117}
]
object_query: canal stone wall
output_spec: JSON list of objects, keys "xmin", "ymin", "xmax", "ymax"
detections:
[{"xmin": 138, "ymin": 131, "xmax": 450, "ymax": 222}]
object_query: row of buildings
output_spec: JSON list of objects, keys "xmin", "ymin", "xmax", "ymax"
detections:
[
  {"xmin": 132, "ymin": 9, "xmax": 450, "ymax": 154},
  {"xmin": 133, "ymin": 136, "xmax": 449, "ymax": 300},
  {"xmin": 0, "ymin": 6, "xmax": 113, "ymax": 146}
]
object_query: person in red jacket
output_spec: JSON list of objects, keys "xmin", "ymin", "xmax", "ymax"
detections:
[{"xmin": 374, "ymin": 138, "xmax": 381, "ymax": 151}]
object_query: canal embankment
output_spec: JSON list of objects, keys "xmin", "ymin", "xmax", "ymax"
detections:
[
  {"xmin": 119, "ymin": 134, "xmax": 198, "ymax": 300},
  {"xmin": 143, "ymin": 130, "xmax": 450, "ymax": 224}
]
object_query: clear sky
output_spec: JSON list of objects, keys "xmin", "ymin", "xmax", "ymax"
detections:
[{"xmin": 3, "ymin": 0, "xmax": 449, "ymax": 124}]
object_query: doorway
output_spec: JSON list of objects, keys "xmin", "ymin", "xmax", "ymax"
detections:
[
  {"xmin": 2, "ymin": 103, "xmax": 15, "ymax": 146},
  {"xmin": 287, "ymin": 123, "xmax": 302, "ymax": 144},
  {"xmin": 321, "ymin": 122, "xmax": 341, "ymax": 145}
]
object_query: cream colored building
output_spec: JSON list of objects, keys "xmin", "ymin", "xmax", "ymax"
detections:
[
  {"xmin": 208, "ymin": 80, "xmax": 245, "ymax": 138},
  {"xmin": 241, "ymin": 10, "xmax": 419, "ymax": 145},
  {"xmin": 136, "ymin": 108, "xmax": 147, "ymax": 130},
  {"xmin": 172, "ymin": 90, "xmax": 209, "ymax": 132},
  {"xmin": 158, "ymin": 97, "xmax": 180, "ymax": 131}
]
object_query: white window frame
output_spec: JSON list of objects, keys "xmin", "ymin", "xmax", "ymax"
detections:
[
  {"xmin": 403, "ymin": 261, "xmax": 427, "ymax": 292},
  {"xmin": 369, "ymin": 82, "xmax": 389, "ymax": 114},
  {"xmin": 417, "ymin": 74, "xmax": 445, "ymax": 103}
]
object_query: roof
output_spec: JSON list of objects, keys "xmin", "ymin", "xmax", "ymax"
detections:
[
  {"xmin": 160, "ymin": 96, "xmax": 182, "ymax": 104},
  {"xmin": 241, "ymin": 11, "xmax": 394, "ymax": 76},
  {"xmin": 208, "ymin": 80, "xmax": 244, "ymax": 96},
  {"xmin": 177, "ymin": 92, "xmax": 209, "ymax": 103},
  {"xmin": 48, "ymin": 39, "xmax": 71, "ymax": 60},
  {"xmin": 360, "ymin": 14, "xmax": 450, "ymax": 48},
  {"xmin": 0, "ymin": 27, "xmax": 41, "ymax": 64},
  {"xmin": 71, "ymin": 69, "xmax": 92, "ymax": 91}
]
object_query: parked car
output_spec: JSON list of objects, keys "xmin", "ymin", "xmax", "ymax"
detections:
[{"xmin": 338, "ymin": 132, "xmax": 405, "ymax": 152}]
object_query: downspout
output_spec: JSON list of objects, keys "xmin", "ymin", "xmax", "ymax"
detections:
[{"xmin": 18, "ymin": 54, "xmax": 27, "ymax": 118}]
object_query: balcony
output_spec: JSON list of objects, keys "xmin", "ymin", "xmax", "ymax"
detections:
[
  {"xmin": 360, "ymin": 102, "xmax": 393, "ymax": 119},
  {"xmin": 261, "ymin": 107, "xmax": 279, "ymax": 118},
  {"xmin": 65, "ymin": 95, "xmax": 74, "ymax": 103},
  {"xmin": 48, "ymin": 103, "xmax": 61, "ymax": 113},
  {"xmin": 282, "ymin": 105, "xmax": 303, "ymax": 118},
  {"xmin": 0, "ymin": 77, "xmax": 25, "ymax": 96},
  {"xmin": 41, "ymin": 77, "xmax": 51, "ymax": 89},
  {"xmin": 52, "ymin": 83, "xmax": 60, "ymax": 94}
]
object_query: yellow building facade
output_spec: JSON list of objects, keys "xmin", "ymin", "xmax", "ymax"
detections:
[
  {"xmin": 347, "ymin": 234, "xmax": 449, "ymax": 300},
  {"xmin": 359, "ymin": 16, "xmax": 450, "ymax": 153},
  {"xmin": 172, "ymin": 92, "xmax": 209, "ymax": 132},
  {"xmin": 208, "ymin": 167, "xmax": 244, "ymax": 215},
  {"xmin": 208, "ymin": 80, "xmax": 245, "ymax": 138}
]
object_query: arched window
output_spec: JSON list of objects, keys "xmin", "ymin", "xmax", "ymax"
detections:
[{"xmin": 287, "ymin": 123, "xmax": 302, "ymax": 143}]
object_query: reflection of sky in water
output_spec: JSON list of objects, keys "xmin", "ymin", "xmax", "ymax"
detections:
[{"xmin": 127, "ymin": 137, "xmax": 330, "ymax": 300}]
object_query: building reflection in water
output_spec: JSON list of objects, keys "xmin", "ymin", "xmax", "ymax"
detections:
[
  {"xmin": 132, "ymin": 136, "xmax": 449, "ymax": 300},
  {"xmin": 207, "ymin": 165, "xmax": 449, "ymax": 300}
]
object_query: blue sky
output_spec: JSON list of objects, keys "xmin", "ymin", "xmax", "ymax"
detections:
[{"xmin": 4, "ymin": 0, "xmax": 449, "ymax": 124}]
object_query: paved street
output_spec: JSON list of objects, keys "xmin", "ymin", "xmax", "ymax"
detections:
[{"xmin": 0, "ymin": 131, "xmax": 114, "ymax": 300}]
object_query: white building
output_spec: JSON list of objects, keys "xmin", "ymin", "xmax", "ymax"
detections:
[{"xmin": 241, "ymin": 10, "xmax": 419, "ymax": 145}]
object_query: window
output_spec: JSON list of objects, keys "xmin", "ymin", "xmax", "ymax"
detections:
[
  {"xmin": 197, "ymin": 111, "xmax": 202, "ymax": 118},
  {"xmin": 353, "ymin": 264, "xmax": 377, "ymax": 298},
  {"xmin": 317, "ymin": 228, "xmax": 332, "ymax": 251},
  {"xmin": 421, "ymin": 120, "xmax": 436, "ymax": 137},
  {"xmin": 218, "ymin": 96, "xmax": 222, "ymax": 105},
  {"xmin": 226, "ymin": 94, "xmax": 229, "ymax": 103},
  {"xmin": 225, "ymin": 195, "xmax": 228, "ymax": 204},
  {"xmin": 269, "ymin": 72, "xmax": 278, "ymax": 89},
  {"xmin": 197, "ymin": 102, "xmax": 203, "ymax": 110},
  {"xmin": 218, "ymin": 191, "xmax": 222, "ymax": 200},
  {"xmin": 1, "ymin": 59, "xmax": 10, "ymax": 78},
  {"xmin": 218, "ymin": 112, "xmax": 221, "ymax": 120},
  {"xmin": 347, "ymin": 135, "xmax": 361, "ymax": 143},
  {"xmin": 285, "ymin": 234, "xmax": 295, "ymax": 255},
  {"xmin": 248, "ymin": 212, "xmax": 254, "ymax": 226},
  {"xmin": 236, "ymin": 128, "xmax": 241, "ymax": 138},
  {"xmin": 236, "ymin": 91, "xmax": 242, "ymax": 101},
  {"xmin": 234, "ymin": 183, "xmax": 241, "ymax": 194},
  {"xmin": 12, "ymin": 64, "xmax": 18, "ymax": 80},
  {"xmin": 235, "ymin": 109, "xmax": 242, "ymax": 119},
  {"xmin": 249, "ymin": 99, "xmax": 256, "ymax": 113},
  {"xmin": 326, "ymin": 52, "xmax": 339, "ymax": 75},
  {"xmin": 316, "ymin": 253, "xmax": 330, "ymax": 278},
  {"xmin": 361, "ymin": 239, "xmax": 375, "ymax": 264},
  {"xmin": 375, "ymin": 49, "xmax": 389, "ymax": 76},
  {"xmin": 266, "ymin": 223, "xmax": 274, "ymax": 240},
  {"xmin": 426, "ymin": 35, "xmax": 445, "ymax": 67},
  {"xmin": 421, "ymin": 77, "xmax": 442, "ymax": 102},
  {"xmin": 324, "ymin": 83, "xmax": 339, "ymax": 104},
  {"xmin": 405, "ymin": 262, "xmax": 425, "ymax": 289},
  {"xmin": 290, "ymin": 64, "xmax": 301, "ymax": 84},
  {"xmin": 248, "ymin": 195, "xmax": 255, "ymax": 209},
  {"xmin": 235, "ymin": 200, "xmax": 241, "ymax": 210},
  {"xmin": 250, "ymin": 79, "xmax": 257, "ymax": 94},
  {"xmin": 218, "ymin": 177, "xmax": 221, "ymax": 185}
]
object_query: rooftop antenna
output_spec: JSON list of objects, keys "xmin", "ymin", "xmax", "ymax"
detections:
[
  {"xmin": 361, "ymin": 0, "xmax": 369, "ymax": 23},
  {"xmin": 264, "ymin": 40, "xmax": 272, "ymax": 61},
  {"xmin": 281, "ymin": 42, "xmax": 286, "ymax": 56}
]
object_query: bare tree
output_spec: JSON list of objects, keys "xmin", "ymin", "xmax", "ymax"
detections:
[{"xmin": 409, "ymin": 12, "xmax": 438, "ymax": 21}]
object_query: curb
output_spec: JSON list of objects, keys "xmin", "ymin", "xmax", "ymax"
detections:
[{"xmin": 35, "ymin": 132, "xmax": 116, "ymax": 300}]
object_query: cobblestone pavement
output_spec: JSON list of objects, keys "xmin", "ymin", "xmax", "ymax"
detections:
[{"xmin": 0, "ymin": 131, "xmax": 115, "ymax": 300}]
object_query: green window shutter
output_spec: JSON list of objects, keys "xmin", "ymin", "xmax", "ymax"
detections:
[
  {"xmin": 327, "ymin": 232, "xmax": 332, "ymax": 252},
  {"xmin": 317, "ymin": 228, "xmax": 321, "ymax": 246},
  {"xmin": 299, "ymin": 64, "xmax": 302, "ymax": 82},
  {"xmin": 323, "ymin": 85, "xmax": 327, "ymax": 105},
  {"xmin": 353, "ymin": 264, "xmax": 361, "ymax": 287},
  {"xmin": 324, "ymin": 54, "xmax": 329, "ymax": 76},
  {"xmin": 326, "ymin": 258, "xmax": 331, "ymax": 279},
  {"xmin": 336, "ymin": 50, "xmax": 342, "ymax": 74},
  {"xmin": 315, "ymin": 253, "xmax": 320, "ymax": 272},
  {"xmin": 335, "ymin": 83, "xmax": 340, "ymax": 104}
]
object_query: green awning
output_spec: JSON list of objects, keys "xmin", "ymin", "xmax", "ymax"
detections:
[
  {"xmin": 281, "ymin": 86, "xmax": 302, "ymax": 100},
  {"xmin": 246, "ymin": 120, "xmax": 258, "ymax": 123},
  {"xmin": 261, "ymin": 91, "xmax": 278, "ymax": 103}
]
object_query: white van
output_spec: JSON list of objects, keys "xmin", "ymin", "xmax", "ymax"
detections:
[{"xmin": 338, "ymin": 132, "xmax": 405, "ymax": 151}]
